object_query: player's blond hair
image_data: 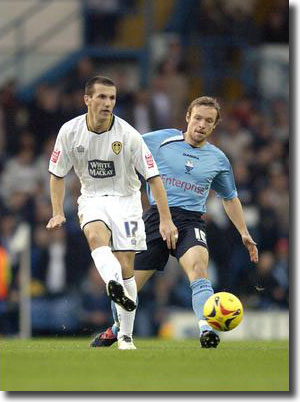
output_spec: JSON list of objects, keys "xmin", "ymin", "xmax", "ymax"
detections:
[{"xmin": 187, "ymin": 96, "xmax": 221, "ymax": 125}]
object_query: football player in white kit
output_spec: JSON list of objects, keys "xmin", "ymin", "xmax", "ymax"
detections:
[{"xmin": 46, "ymin": 76, "xmax": 178, "ymax": 349}]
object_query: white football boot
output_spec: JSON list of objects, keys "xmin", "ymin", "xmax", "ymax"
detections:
[{"xmin": 118, "ymin": 335, "xmax": 137, "ymax": 350}]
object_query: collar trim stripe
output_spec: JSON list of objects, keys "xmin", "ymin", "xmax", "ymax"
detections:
[
  {"xmin": 159, "ymin": 134, "xmax": 184, "ymax": 148},
  {"xmin": 86, "ymin": 114, "xmax": 115, "ymax": 135}
]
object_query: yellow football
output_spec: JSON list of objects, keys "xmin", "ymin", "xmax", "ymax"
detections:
[{"xmin": 203, "ymin": 292, "xmax": 244, "ymax": 331}]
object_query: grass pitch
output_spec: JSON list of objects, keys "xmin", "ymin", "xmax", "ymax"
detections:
[{"xmin": 0, "ymin": 338, "xmax": 288, "ymax": 391}]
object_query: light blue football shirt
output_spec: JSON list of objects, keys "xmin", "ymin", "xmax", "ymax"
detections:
[{"xmin": 143, "ymin": 129, "xmax": 237, "ymax": 213}]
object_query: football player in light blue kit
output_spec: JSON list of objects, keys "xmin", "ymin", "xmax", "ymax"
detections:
[{"xmin": 91, "ymin": 96, "xmax": 259, "ymax": 348}]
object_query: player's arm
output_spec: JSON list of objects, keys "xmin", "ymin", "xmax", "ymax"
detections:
[
  {"xmin": 148, "ymin": 176, "xmax": 178, "ymax": 249},
  {"xmin": 46, "ymin": 174, "xmax": 66, "ymax": 230},
  {"xmin": 131, "ymin": 129, "xmax": 178, "ymax": 248},
  {"xmin": 46, "ymin": 124, "xmax": 72, "ymax": 230},
  {"xmin": 222, "ymin": 197, "xmax": 258, "ymax": 263}
]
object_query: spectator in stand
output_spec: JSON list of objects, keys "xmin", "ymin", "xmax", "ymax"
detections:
[
  {"xmin": 85, "ymin": 0, "xmax": 122, "ymax": 45},
  {"xmin": 271, "ymin": 98, "xmax": 289, "ymax": 142},
  {"xmin": 0, "ymin": 107, "xmax": 5, "ymax": 163},
  {"xmin": 249, "ymin": 250, "xmax": 287, "ymax": 309},
  {"xmin": 260, "ymin": 0, "xmax": 289, "ymax": 43},
  {"xmin": 250, "ymin": 146, "xmax": 274, "ymax": 192},
  {"xmin": 31, "ymin": 225, "xmax": 68, "ymax": 296},
  {"xmin": 231, "ymin": 97, "xmax": 255, "ymax": 129},
  {"xmin": 232, "ymin": 161, "xmax": 253, "ymax": 205},
  {"xmin": 156, "ymin": 59, "xmax": 189, "ymax": 129},
  {"xmin": 150, "ymin": 75, "xmax": 172, "ymax": 130},
  {"xmin": 221, "ymin": 1, "xmax": 259, "ymax": 44},
  {"xmin": 0, "ymin": 80, "xmax": 25, "ymax": 156},
  {"xmin": 35, "ymin": 135, "xmax": 57, "ymax": 198},
  {"xmin": 131, "ymin": 88, "xmax": 154, "ymax": 134},
  {"xmin": 157, "ymin": 35, "xmax": 189, "ymax": 75},
  {"xmin": 194, "ymin": 0, "xmax": 232, "ymax": 36},
  {"xmin": 273, "ymin": 238, "xmax": 289, "ymax": 308},
  {"xmin": 30, "ymin": 225, "xmax": 50, "ymax": 296},
  {"xmin": 29, "ymin": 84, "xmax": 65, "ymax": 151},
  {"xmin": 111, "ymin": 70, "xmax": 135, "ymax": 122},
  {"xmin": 0, "ymin": 213, "xmax": 20, "ymax": 335},
  {"xmin": 0, "ymin": 147, "xmax": 40, "ymax": 209},
  {"xmin": 63, "ymin": 57, "xmax": 96, "ymax": 94},
  {"xmin": 218, "ymin": 115, "xmax": 253, "ymax": 163},
  {"xmin": 268, "ymin": 169, "xmax": 289, "ymax": 237},
  {"xmin": 252, "ymin": 120, "xmax": 274, "ymax": 149},
  {"xmin": 256, "ymin": 187, "xmax": 280, "ymax": 252}
]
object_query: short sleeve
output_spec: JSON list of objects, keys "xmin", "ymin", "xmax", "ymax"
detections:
[
  {"xmin": 211, "ymin": 155, "xmax": 238, "ymax": 200},
  {"xmin": 131, "ymin": 131, "xmax": 159, "ymax": 180},
  {"xmin": 48, "ymin": 125, "xmax": 73, "ymax": 177}
]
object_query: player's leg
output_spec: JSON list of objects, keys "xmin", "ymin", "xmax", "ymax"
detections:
[
  {"xmin": 179, "ymin": 245, "xmax": 220, "ymax": 348},
  {"xmin": 113, "ymin": 237, "xmax": 169, "ymax": 345},
  {"xmin": 112, "ymin": 251, "xmax": 137, "ymax": 349},
  {"xmin": 90, "ymin": 269, "xmax": 155, "ymax": 348},
  {"xmin": 84, "ymin": 221, "xmax": 136, "ymax": 312},
  {"xmin": 135, "ymin": 269, "xmax": 156, "ymax": 291},
  {"xmin": 90, "ymin": 238, "xmax": 168, "ymax": 348},
  {"xmin": 109, "ymin": 269, "xmax": 155, "ymax": 334}
]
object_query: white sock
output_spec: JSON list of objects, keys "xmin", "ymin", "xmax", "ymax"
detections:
[
  {"xmin": 117, "ymin": 276, "xmax": 137, "ymax": 339},
  {"xmin": 91, "ymin": 246, "xmax": 124, "ymax": 286}
]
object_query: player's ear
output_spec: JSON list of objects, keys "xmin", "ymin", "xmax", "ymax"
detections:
[
  {"xmin": 186, "ymin": 113, "xmax": 190, "ymax": 123},
  {"xmin": 213, "ymin": 116, "xmax": 218, "ymax": 129},
  {"xmin": 84, "ymin": 94, "xmax": 90, "ymax": 107}
]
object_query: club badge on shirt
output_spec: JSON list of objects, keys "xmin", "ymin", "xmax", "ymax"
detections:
[
  {"xmin": 112, "ymin": 141, "xmax": 122, "ymax": 155},
  {"xmin": 185, "ymin": 160, "xmax": 194, "ymax": 174}
]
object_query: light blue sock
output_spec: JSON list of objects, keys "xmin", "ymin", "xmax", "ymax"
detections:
[
  {"xmin": 190, "ymin": 278, "xmax": 215, "ymax": 335},
  {"xmin": 111, "ymin": 296, "xmax": 139, "ymax": 336},
  {"xmin": 111, "ymin": 301, "xmax": 119, "ymax": 336}
]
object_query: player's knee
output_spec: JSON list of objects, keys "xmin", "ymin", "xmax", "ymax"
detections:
[
  {"xmin": 191, "ymin": 264, "xmax": 208, "ymax": 280},
  {"xmin": 86, "ymin": 231, "xmax": 107, "ymax": 250}
]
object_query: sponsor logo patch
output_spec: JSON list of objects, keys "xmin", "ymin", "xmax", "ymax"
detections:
[
  {"xmin": 88, "ymin": 160, "xmax": 115, "ymax": 178},
  {"xmin": 51, "ymin": 150, "xmax": 60, "ymax": 163},
  {"xmin": 183, "ymin": 152, "xmax": 199, "ymax": 160},
  {"xmin": 112, "ymin": 141, "xmax": 122, "ymax": 155},
  {"xmin": 145, "ymin": 153, "xmax": 154, "ymax": 168}
]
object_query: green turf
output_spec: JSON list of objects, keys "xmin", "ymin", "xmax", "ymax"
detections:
[{"xmin": 0, "ymin": 338, "xmax": 289, "ymax": 391}]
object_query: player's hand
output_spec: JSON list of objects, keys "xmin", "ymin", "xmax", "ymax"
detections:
[
  {"xmin": 159, "ymin": 220, "xmax": 178, "ymax": 249},
  {"xmin": 241, "ymin": 234, "xmax": 258, "ymax": 263},
  {"xmin": 46, "ymin": 215, "xmax": 66, "ymax": 230}
]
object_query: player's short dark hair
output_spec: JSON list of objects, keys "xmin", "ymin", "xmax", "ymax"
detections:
[
  {"xmin": 85, "ymin": 76, "xmax": 116, "ymax": 96},
  {"xmin": 187, "ymin": 96, "xmax": 221, "ymax": 125}
]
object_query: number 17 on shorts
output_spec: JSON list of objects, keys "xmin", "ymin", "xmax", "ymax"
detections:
[{"xmin": 124, "ymin": 221, "xmax": 138, "ymax": 240}]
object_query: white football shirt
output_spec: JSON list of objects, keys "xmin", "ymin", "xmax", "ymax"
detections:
[{"xmin": 49, "ymin": 114, "xmax": 159, "ymax": 197}]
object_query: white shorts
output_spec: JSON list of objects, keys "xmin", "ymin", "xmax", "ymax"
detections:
[{"xmin": 77, "ymin": 192, "xmax": 147, "ymax": 252}]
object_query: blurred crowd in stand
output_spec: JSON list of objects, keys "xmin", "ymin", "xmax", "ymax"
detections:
[{"xmin": 0, "ymin": 0, "xmax": 289, "ymax": 337}]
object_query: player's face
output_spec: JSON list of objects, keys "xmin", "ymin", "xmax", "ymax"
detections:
[
  {"xmin": 85, "ymin": 83, "xmax": 117, "ymax": 122},
  {"xmin": 185, "ymin": 105, "xmax": 217, "ymax": 146}
]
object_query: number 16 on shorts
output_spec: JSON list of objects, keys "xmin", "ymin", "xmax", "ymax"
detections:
[{"xmin": 194, "ymin": 228, "xmax": 207, "ymax": 244}]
